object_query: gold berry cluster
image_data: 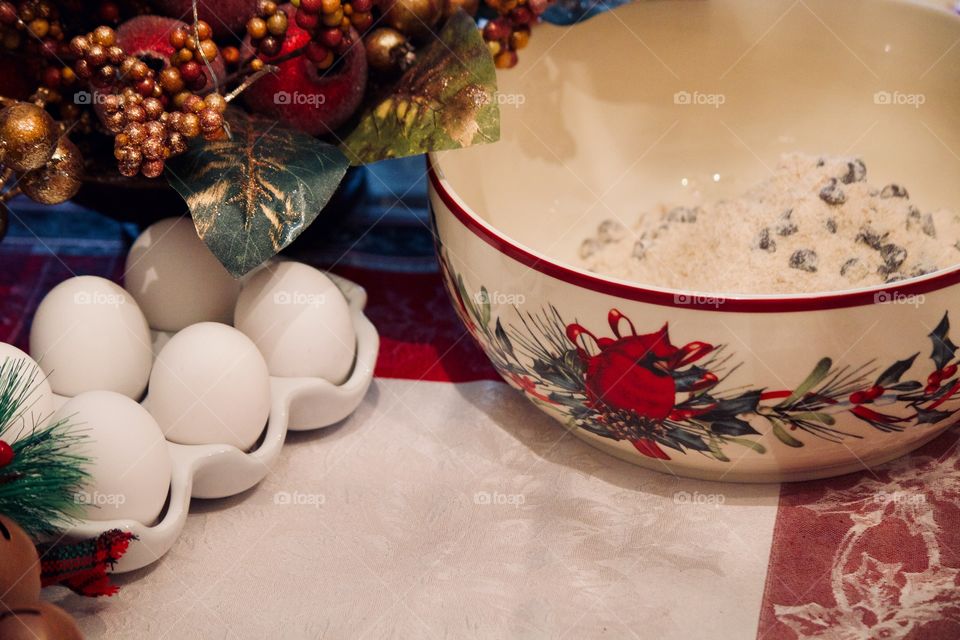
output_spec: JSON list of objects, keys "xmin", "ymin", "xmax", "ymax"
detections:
[
  {"xmin": 289, "ymin": 0, "xmax": 373, "ymax": 71},
  {"xmin": 67, "ymin": 23, "xmax": 228, "ymax": 178},
  {"xmin": 164, "ymin": 20, "xmax": 219, "ymax": 95},
  {"xmin": 245, "ymin": 1, "xmax": 290, "ymax": 59},
  {"xmin": 482, "ymin": 0, "xmax": 548, "ymax": 69},
  {"xmin": 0, "ymin": 0, "xmax": 63, "ymax": 55}
]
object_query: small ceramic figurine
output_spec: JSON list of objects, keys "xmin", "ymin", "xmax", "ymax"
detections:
[{"xmin": 0, "ymin": 514, "xmax": 84, "ymax": 640}]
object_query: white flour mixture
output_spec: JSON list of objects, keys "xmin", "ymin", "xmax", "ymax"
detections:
[{"xmin": 578, "ymin": 154, "xmax": 960, "ymax": 294}]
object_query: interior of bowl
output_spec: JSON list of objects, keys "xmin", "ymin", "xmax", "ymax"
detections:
[{"xmin": 433, "ymin": 0, "xmax": 960, "ymax": 293}]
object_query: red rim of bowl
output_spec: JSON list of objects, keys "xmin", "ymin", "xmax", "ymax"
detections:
[{"xmin": 427, "ymin": 155, "xmax": 960, "ymax": 313}]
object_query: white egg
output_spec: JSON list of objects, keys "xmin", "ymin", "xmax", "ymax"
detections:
[
  {"xmin": 29, "ymin": 276, "xmax": 152, "ymax": 400},
  {"xmin": 147, "ymin": 322, "xmax": 271, "ymax": 451},
  {"xmin": 234, "ymin": 262, "xmax": 356, "ymax": 383},
  {"xmin": 0, "ymin": 343, "xmax": 53, "ymax": 437},
  {"xmin": 54, "ymin": 391, "xmax": 171, "ymax": 524},
  {"xmin": 124, "ymin": 217, "xmax": 241, "ymax": 331}
]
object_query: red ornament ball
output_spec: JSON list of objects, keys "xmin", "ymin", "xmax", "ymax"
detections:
[{"xmin": 0, "ymin": 440, "xmax": 14, "ymax": 468}]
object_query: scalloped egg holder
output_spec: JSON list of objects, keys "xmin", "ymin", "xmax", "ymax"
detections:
[{"xmin": 56, "ymin": 274, "xmax": 378, "ymax": 573}]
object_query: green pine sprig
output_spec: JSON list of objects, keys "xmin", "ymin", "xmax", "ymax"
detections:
[{"xmin": 0, "ymin": 357, "xmax": 90, "ymax": 537}]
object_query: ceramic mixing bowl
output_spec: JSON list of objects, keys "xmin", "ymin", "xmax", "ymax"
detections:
[{"xmin": 429, "ymin": 0, "xmax": 960, "ymax": 482}]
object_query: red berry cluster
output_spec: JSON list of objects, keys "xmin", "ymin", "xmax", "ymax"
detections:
[
  {"xmin": 245, "ymin": 1, "xmax": 289, "ymax": 58},
  {"xmin": 925, "ymin": 363, "xmax": 958, "ymax": 395},
  {"xmin": 482, "ymin": 0, "xmax": 549, "ymax": 68},
  {"xmin": 291, "ymin": 0, "xmax": 373, "ymax": 70},
  {"xmin": 849, "ymin": 385, "xmax": 885, "ymax": 406},
  {"xmin": 165, "ymin": 20, "xmax": 220, "ymax": 94}
]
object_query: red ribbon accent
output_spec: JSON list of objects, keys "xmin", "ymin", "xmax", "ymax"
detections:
[
  {"xmin": 631, "ymin": 438, "xmax": 671, "ymax": 460},
  {"xmin": 928, "ymin": 380, "xmax": 960, "ymax": 411},
  {"xmin": 39, "ymin": 529, "xmax": 136, "ymax": 597}
]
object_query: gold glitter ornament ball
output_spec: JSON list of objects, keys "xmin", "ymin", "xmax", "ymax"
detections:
[
  {"xmin": 0, "ymin": 103, "xmax": 59, "ymax": 172},
  {"xmin": 18, "ymin": 138, "xmax": 83, "ymax": 205}
]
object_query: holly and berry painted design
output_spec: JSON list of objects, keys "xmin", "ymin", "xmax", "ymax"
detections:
[{"xmin": 439, "ymin": 257, "xmax": 960, "ymax": 462}]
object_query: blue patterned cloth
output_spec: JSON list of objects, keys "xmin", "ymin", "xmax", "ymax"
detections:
[{"xmin": 542, "ymin": 0, "xmax": 633, "ymax": 26}]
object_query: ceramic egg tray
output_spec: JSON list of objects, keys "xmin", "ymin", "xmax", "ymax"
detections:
[{"xmin": 55, "ymin": 274, "xmax": 378, "ymax": 573}]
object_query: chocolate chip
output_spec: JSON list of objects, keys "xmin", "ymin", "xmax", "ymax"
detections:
[
  {"xmin": 904, "ymin": 207, "xmax": 935, "ymax": 236},
  {"xmin": 885, "ymin": 273, "xmax": 906, "ymax": 284},
  {"xmin": 666, "ymin": 206, "xmax": 700, "ymax": 223},
  {"xmin": 880, "ymin": 243, "xmax": 907, "ymax": 268},
  {"xmin": 841, "ymin": 159, "xmax": 867, "ymax": 184},
  {"xmin": 756, "ymin": 228, "xmax": 776, "ymax": 253},
  {"xmin": 825, "ymin": 218, "xmax": 838, "ymax": 233},
  {"xmin": 775, "ymin": 209, "xmax": 798, "ymax": 236},
  {"xmin": 911, "ymin": 266, "xmax": 936, "ymax": 278},
  {"xmin": 878, "ymin": 243, "xmax": 908, "ymax": 276},
  {"xmin": 856, "ymin": 226, "xmax": 887, "ymax": 250},
  {"xmin": 645, "ymin": 223, "xmax": 669, "ymax": 241},
  {"xmin": 597, "ymin": 219, "xmax": 626, "ymax": 243},
  {"xmin": 881, "ymin": 184, "xmax": 910, "ymax": 199},
  {"xmin": 631, "ymin": 240, "xmax": 647, "ymax": 260},
  {"xmin": 789, "ymin": 249, "xmax": 818, "ymax": 273},
  {"xmin": 579, "ymin": 238, "xmax": 601, "ymax": 260},
  {"xmin": 840, "ymin": 258, "xmax": 859, "ymax": 277},
  {"xmin": 819, "ymin": 178, "xmax": 847, "ymax": 206},
  {"xmin": 816, "ymin": 158, "xmax": 826, "ymax": 167}
]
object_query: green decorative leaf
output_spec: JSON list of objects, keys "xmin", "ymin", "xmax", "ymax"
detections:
[
  {"xmin": 166, "ymin": 109, "xmax": 349, "ymax": 277},
  {"xmin": 929, "ymin": 313, "xmax": 958, "ymax": 370},
  {"xmin": 770, "ymin": 418, "xmax": 804, "ymax": 448},
  {"xmin": 916, "ymin": 407, "xmax": 956, "ymax": 424},
  {"xmin": 776, "ymin": 358, "xmax": 832, "ymax": 408},
  {"xmin": 341, "ymin": 10, "xmax": 500, "ymax": 165},
  {"xmin": 730, "ymin": 437, "xmax": 767, "ymax": 455},
  {"xmin": 698, "ymin": 390, "xmax": 762, "ymax": 419},
  {"xmin": 457, "ymin": 273, "xmax": 481, "ymax": 324},
  {"xmin": 666, "ymin": 428, "xmax": 710, "ymax": 452},
  {"xmin": 479, "ymin": 286, "xmax": 491, "ymax": 326},
  {"xmin": 708, "ymin": 417, "xmax": 759, "ymax": 437},
  {"xmin": 876, "ymin": 354, "xmax": 919, "ymax": 387},
  {"xmin": 789, "ymin": 412, "xmax": 836, "ymax": 426},
  {"xmin": 495, "ymin": 318, "xmax": 514, "ymax": 356},
  {"xmin": 707, "ymin": 437, "xmax": 730, "ymax": 462}
]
